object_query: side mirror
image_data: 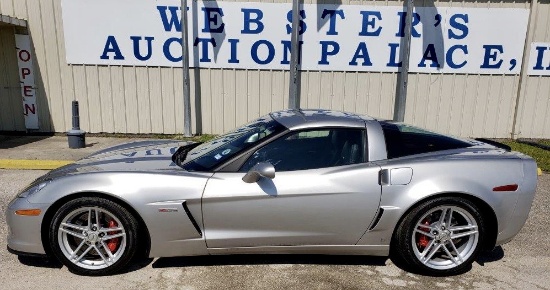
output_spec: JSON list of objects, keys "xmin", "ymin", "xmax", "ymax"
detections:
[
  {"xmin": 245, "ymin": 133, "xmax": 259, "ymax": 143},
  {"xmin": 242, "ymin": 162, "xmax": 275, "ymax": 183},
  {"xmin": 245, "ymin": 132, "xmax": 266, "ymax": 144}
]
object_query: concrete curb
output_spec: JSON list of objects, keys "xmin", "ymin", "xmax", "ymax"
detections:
[{"xmin": 0, "ymin": 159, "xmax": 72, "ymax": 170}]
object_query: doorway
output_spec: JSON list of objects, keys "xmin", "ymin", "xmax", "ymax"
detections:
[{"xmin": 0, "ymin": 24, "xmax": 25, "ymax": 132}]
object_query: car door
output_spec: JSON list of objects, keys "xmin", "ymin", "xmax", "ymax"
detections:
[{"xmin": 202, "ymin": 128, "xmax": 382, "ymax": 248}]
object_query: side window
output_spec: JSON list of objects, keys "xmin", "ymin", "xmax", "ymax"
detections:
[
  {"xmin": 380, "ymin": 122, "xmax": 472, "ymax": 159},
  {"xmin": 240, "ymin": 128, "xmax": 366, "ymax": 172}
]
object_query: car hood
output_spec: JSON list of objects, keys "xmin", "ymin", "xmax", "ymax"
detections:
[{"xmin": 44, "ymin": 140, "xmax": 194, "ymax": 179}]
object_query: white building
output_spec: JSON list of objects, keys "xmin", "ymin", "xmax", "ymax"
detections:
[{"xmin": 0, "ymin": 0, "xmax": 549, "ymax": 138}]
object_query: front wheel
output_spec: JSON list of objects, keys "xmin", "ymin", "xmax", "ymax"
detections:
[
  {"xmin": 49, "ymin": 197, "xmax": 139, "ymax": 275},
  {"xmin": 392, "ymin": 197, "xmax": 486, "ymax": 276}
]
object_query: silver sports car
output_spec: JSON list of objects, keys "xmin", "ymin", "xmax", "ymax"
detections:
[{"xmin": 7, "ymin": 109, "xmax": 538, "ymax": 276}]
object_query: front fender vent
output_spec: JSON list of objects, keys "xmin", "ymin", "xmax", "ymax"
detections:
[{"xmin": 182, "ymin": 201, "xmax": 202, "ymax": 236}]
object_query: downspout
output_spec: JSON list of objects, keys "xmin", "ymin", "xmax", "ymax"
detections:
[
  {"xmin": 393, "ymin": 0, "xmax": 414, "ymax": 122},
  {"xmin": 511, "ymin": 0, "xmax": 537, "ymax": 139}
]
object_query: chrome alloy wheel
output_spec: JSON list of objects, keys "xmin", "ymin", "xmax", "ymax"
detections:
[
  {"xmin": 411, "ymin": 205, "xmax": 479, "ymax": 270},
  {"xmin": 57, "ymin": 206, "xmax": 127, "ymax": 270}
]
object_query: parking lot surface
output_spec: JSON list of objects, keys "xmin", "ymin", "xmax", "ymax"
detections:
[
  {"xmin": 0, "ymin": 135, "xmax": 140, "ymax": 161},
  {"xmin": 1, "ymin": 168, "xmax": 548, "ymax": 290}
]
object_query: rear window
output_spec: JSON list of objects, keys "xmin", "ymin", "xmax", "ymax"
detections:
[{"xmin": 380, "ymin": 121, "xmax": 472, "ymax": 159}]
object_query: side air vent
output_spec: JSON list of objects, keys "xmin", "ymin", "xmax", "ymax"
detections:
[
  {"xmin": 369, "ymin": 208, "xmax": 385, "ymax": 230},
  {"xmin": 182, "ymin": 201, "xmax": 202, "ymax": 236}
]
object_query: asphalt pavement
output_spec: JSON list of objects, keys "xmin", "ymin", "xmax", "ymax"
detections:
[{"xmin": 0, "ymin": 136, "xmax": 548, "ymax": 289}]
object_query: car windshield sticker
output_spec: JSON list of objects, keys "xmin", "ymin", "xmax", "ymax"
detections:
[
  {"xmin": 222, "ymin": 149, "xmax": 231, "ymax": 155},
  {"xmin": 214, "ymin": 153, "xmax": 222, "ymax": 160}
]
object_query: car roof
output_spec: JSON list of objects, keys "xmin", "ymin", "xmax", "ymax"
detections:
[{"xmin": 270, "ymin": 109, "xmax": 374, "ymax": 130}]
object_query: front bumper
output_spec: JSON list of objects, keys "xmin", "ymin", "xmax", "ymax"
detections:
[
  {"xmin": 7, "ymin": 245, "xmax": 48, "ymax": 258},
  {"xmin": 6, "ymin": 197, "xmax": 49, "ymax": 255}
]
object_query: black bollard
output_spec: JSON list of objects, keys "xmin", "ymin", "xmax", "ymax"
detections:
[{"xmin": 67, "ymin": 100, "xmax": 86, "ymax": 149}]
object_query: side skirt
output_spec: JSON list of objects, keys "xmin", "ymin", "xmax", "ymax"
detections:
[{"xmin": 207, "ymin": 245, "xmax": 389, "ymax": 256}]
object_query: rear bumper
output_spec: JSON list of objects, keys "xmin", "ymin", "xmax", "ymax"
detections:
[{"xmin": 495, "ymin": 159, "xmax": 538, "ymax": 246}]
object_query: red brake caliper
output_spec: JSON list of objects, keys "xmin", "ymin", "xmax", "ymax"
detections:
[
  {"xmin": 417, "ymin": 218, "xmax": 431, "ymax": 248},
  {"xmin": 107, "ymin": 219, "xmax": 120, "ymax": 252}
]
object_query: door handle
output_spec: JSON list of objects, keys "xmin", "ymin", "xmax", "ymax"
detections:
[{"xmin": 379, "ymin": 169, "xmax": 390, "ymax": 185}]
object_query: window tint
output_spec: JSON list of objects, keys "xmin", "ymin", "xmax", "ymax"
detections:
[
  {"xmin": 240, "ymin": 128, "xmax": 366, "ymax": 172},
  {"xmin": 380, "ymin": 122, "xmax": 472, "ymax": 159}
]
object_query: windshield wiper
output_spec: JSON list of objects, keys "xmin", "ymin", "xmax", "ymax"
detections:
[{"xmin": 172, "ymin": 142, "xmax": 203, "ymax": 167}]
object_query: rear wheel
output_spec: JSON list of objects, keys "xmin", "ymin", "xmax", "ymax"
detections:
[
  {"xmin": 393, "ymin": 197, "xmax": 485, "ymax": 276},
  {"xmin": 49, "ymin": 197, "xmax": 138, "ymax": 275}
]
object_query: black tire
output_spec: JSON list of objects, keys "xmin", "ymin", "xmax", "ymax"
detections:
[
  {"xmin": 49, "ymin": 197, "xmax": 139, "ymax": 276},
  {"xmin": 392, "ymin": 197, "xmax": 486, "ymax": 276}
]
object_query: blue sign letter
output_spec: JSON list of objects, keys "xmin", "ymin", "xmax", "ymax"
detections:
[
  {"xmin": 202, "ymin": 7, "xmax": 225, "ymax": 33},
  {"xmin": 157, "ymin": 6, "xmax": 182, "ymax": 32},
  {"xmin": 320, "ymin": 9, "xmax": 345, "ymax": 36},
  {"xmin": 163, "ymin": 37, "xmax": 182, "ymax": 62},
  {"xmin": 532, "ymin": 46, "xmax": 549, "ymax": 70},
  {"xmin": 251, "ymin": 40, "xmax": 275, "ymax": 65},
  {"xmin": 480, "ymin": 45, "xmax": 503, "ymax": 69},
  {"xmin": 418, "ymin": 44, "xmax": 440, "ymax": 68},
  {"xmin": 286, "ymin": 10, "xmax": 307, "ymax": 35},
  {"xmin": 387, "ymin": 43, "xmax": 401, "ymax": 67},
  {"xmin": 100, "ymin": 36, "xmax": 124, "ymax": 60},
  {"xmin": 228, "ymin": 39, "xmax": 240, "ymax": 64},
  {"xmin": 359, "ymin": 11, "xmax": 382, "ymax": 37},
  {"xmin": 349, "ymin": 43, "xmax": 373, "ymax": 66},
  {"xmin": 396, "ymin": 12, "xmax": 421, "ymax": 37},
  {"xmin": 446, "ymin": 45, "xmax": 468, "ymax": 69},
  {"xmin": 193, "ymin": 38, "xmax": 217, "ymax": 62},
  {"xmin": 448, "ymin": 14, "xmax": 469, "ymax": 40},
  {"xmin": 318, "ymin": 41, "xmax": 340, "ymax": 65},
  {"xmin": 131, "ymin": 36, "xmax": 154, "ymax": 61},
  {"xmin": 281, "ymin": 40, "xmax": 303, "ymax": 65},
  {"xmin": 241, "ymin": 9, "xmax": 264, "ymax": 34}
]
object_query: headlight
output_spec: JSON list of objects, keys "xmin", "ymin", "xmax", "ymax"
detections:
[{"xmin": 17, "ymin": 180, "xmax": 51, "ymax": 198}]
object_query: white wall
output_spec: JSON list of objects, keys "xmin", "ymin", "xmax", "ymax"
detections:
[{"xmin": 0, "ymin": 0, "xmax": 548, "ymax": 138}]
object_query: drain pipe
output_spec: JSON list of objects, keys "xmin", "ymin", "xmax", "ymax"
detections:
[
  {"xmin": 67, "ymin": 100, "xmax": 86, "ymax": 149},
  {"xmin": 511, "ymin": 0, "xmax": 537, "ymax": 139},
  {"xmin": 393, "ymin": 0, "xmax": 414, "ymax": 122}
]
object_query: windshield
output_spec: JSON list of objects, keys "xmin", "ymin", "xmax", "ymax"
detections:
[{"xmin": 178, "ymin": 115, "xmax": 286, "ymax": 171}]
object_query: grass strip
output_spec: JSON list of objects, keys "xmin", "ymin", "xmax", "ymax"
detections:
[{"xmin": 500, "ymin": 141, "xmax": 550, "ymax": 172}]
